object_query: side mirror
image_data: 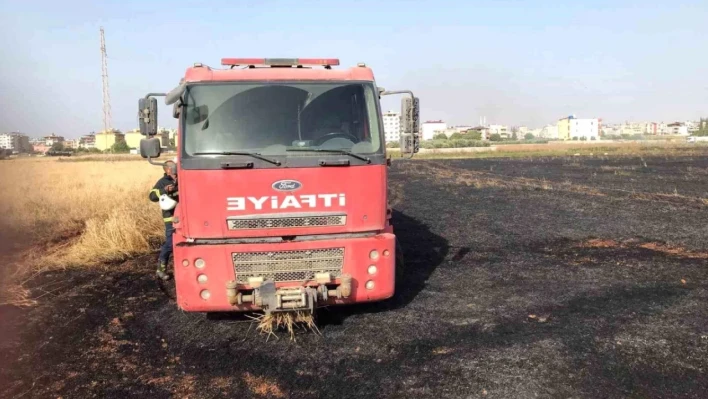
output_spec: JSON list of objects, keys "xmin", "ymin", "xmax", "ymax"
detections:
[
  {"xmin": 400, "ymin": 133, "xmax": 416, "ymax": 154},
  {"xmin": 138, "ymin": 97, "xmax": 158, "ymax": 136},
  {"xmin": 140, "ymin": 137, "xmax": 162, "ymax": 159},
  {"xmin": 400, "ymin": 97, "xmax": 420, "ymax": 154}
]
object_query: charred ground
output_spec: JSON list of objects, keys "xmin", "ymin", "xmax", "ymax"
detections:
[{"xmin": 2, "ymin": 153, "xmax": 708, "ymax": 398}]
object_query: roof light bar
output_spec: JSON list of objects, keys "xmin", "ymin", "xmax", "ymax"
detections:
[{"xmin": 221, "ymin": 58, "xmax": 340, "ymax": 66}]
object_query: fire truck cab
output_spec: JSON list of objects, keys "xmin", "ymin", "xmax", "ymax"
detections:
[{"xmin": 138, "ymin": 58, "xmax": 419, "ymax": 314}]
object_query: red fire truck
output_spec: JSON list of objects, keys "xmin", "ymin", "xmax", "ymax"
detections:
[{"xmin": 138, "ymin": 58, "xmax": 419, "ymax": 314}]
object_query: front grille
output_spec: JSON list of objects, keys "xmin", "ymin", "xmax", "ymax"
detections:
[
  {"xmin": 232, "ymin": 248, "xmax": 345, "ymax": 283},
  {"xmin": 227, "ymin": 214, "xmax": 346, "ymax": 230}
]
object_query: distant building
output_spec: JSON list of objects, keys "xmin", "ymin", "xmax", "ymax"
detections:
[
  {"xmin": 666, "ymin": 122, "xmax": 689, "ymax": 136},
  {"xmin": 452, "ymin": 125, "xmax": 474, "ymax": 133},
  {"xmin": 644, "ymin": 122, "xmax": 658, "ymax": 135},
  {"xmin": 382, "ymin": 111, "xmax": 401, "ymax": 143},
  {"xmin": 63, "ymin": 139, "xmax": 79, "ymax": 149},
  {"xmin": 124, "ymin": 130, "xmax": 143, "ymax": 149},
  {"xmin": 656, "ymin": 122, "xmax": 670, "ymax": 135},
  {"xmin": 421, "ymin": 120, "xmax": 447, "ymax": 141},
  {"xmin": 538, "ymin": 125, "xmax": 559, "ymax": 139},
  {"xmin": 0, "ymin": 132, "xmax": 31, "ymax": 153},
  {"xmin": 557, "ymin": 115, "xmax": 598, "ymax": 140},
  {"xmin": 619, "ymin": 122, "xmax": 652, "ymax": 135},
  {"xmin": 557, "ymin": 116, "xmax": 572, "ymax": 140},
  {"xmin": 33, "ymin": 143, "xmax": 50, "ymax": 154},
  {"xmin": 43, "ymin": 134, "xmax": 65, "ymax": 146},
  {"xmin": 125, "ymin": 128, "xmax": 171, "ymax": 149},
  {"xmin": 570, "ymin": 118, "xmax": 599, "ymax": 140},
  {"xmin": 450, "ymin": 126, "xmax": 477, "ymax": 138},
  {"xmin": 602, "ymin": 126, "xmax": 619, "ymax": 136},
  {"xmin": 685, "ymin": 121, "xmax": 701, "ymax": 134},
  {"xmin": 79, "ymin": 134, "xmax": 96, "ymax": 149},
  {"xmin": 94, "ymin": 131, "xmax": 126, "ymax": 151},
  {"xmin": 616, "ymin": 122, "xmax": 669, "ymax": 135},
  {"xmin": 487, "ymin": 124, "xmax": 509, "ymax": 138}
]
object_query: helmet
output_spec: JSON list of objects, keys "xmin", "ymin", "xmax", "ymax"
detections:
[{"xmin": 159, "ymin": 194, "xmax": 177, "ymax": 211}]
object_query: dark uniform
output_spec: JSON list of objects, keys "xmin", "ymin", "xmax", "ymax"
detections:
[{"xmin": 149, "ymin": 173, "xmax": 179, "ymax": 274}]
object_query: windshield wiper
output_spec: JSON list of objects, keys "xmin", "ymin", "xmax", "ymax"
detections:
[
  {"xmin": 192, "ymin": 151, "xmax": 281, "ymax": 166},
  {"xmin": 286, "ymin": 148, "xmax": 371, "ymax": 164}
]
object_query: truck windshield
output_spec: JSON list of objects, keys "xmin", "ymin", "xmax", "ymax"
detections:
[{"xmin": 181, "ymin": 82, "xmax": 383, "ymax": 165}]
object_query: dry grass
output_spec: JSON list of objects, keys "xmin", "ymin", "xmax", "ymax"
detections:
[
  {"xmin": 0, "ymin": 156, "xmax": 165, "ymax": 303},
  {"xmin": 580, "ymin": 238, "xmax": 708, "ymax": 259},
  {"xmin": 411, "ymin": 141, "xmax": 708, "ymax": 160},
  {"xmin": 58, "ymin": 154, "xmax": 147, "ymax": 162},
  {"xmin": 250, "ymin": 311, "xmax": 320, "ymax": 340}
]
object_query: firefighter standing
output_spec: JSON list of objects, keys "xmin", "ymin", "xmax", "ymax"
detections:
[{"xmin": 149, "ymin": 161, "xmax": 179, "ymax": 280}]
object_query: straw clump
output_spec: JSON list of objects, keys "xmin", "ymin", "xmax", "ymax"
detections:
[{"xmin": 250, "ymin": 311, "xmax": 320, "ymax": 340}]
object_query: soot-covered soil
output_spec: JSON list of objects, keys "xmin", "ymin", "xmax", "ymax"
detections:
[{"xmin": 2, "ymin": 154, "xmax": 708, "ymax": 398}]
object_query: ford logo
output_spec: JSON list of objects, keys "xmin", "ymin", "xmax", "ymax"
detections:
[{"xmin": 272, "ymin": 180, "xmax": 302, "ymax": 192}]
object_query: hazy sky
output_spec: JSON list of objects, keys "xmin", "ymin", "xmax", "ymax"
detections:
[{"xmin": 1, "ymin": 0, "xmax": 706, "ymax": 138}]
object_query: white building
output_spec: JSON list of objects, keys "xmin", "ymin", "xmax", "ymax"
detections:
[
  {"xmin": 0, "ymin": 134, "xmax": 14, "ymax": 150},
  {"xmin": 382, "ymin": 110, "xmax": 401, "ymax": 143},
  {"xmin": 43, "ymin": 134, "xmax": 65, "ymax": 146},
  {"xmin": 487, "ymin": 124, "xmax": 509, "ymax": 138},
  {"xmin": 569, "ymin": 119, "xmax": 599, "ymax": 140},
  {"xmin": 666, "ymin": 122, "xmax": 689, "ymax": 135},
  {"xmin": 421, "ymin": 120, "xmax": 447, "ymax": 141},
  {"xmin": 538, "ymin": 125, "xmax": 559, "ymax": 139}
]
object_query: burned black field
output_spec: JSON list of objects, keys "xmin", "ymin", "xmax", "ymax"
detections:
[{"xmin": 3, "ymin": 154, "xmax": 708, "ymax": 398}]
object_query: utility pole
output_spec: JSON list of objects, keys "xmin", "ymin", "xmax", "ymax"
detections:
[{"xmin": 100, "ymin": 27, "xmax": 112, "ymax": 134}]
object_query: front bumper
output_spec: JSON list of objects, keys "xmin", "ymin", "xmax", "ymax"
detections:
[{"xmin": 173, "ymin": 233, "xmax": 395, "ymax": 312}]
